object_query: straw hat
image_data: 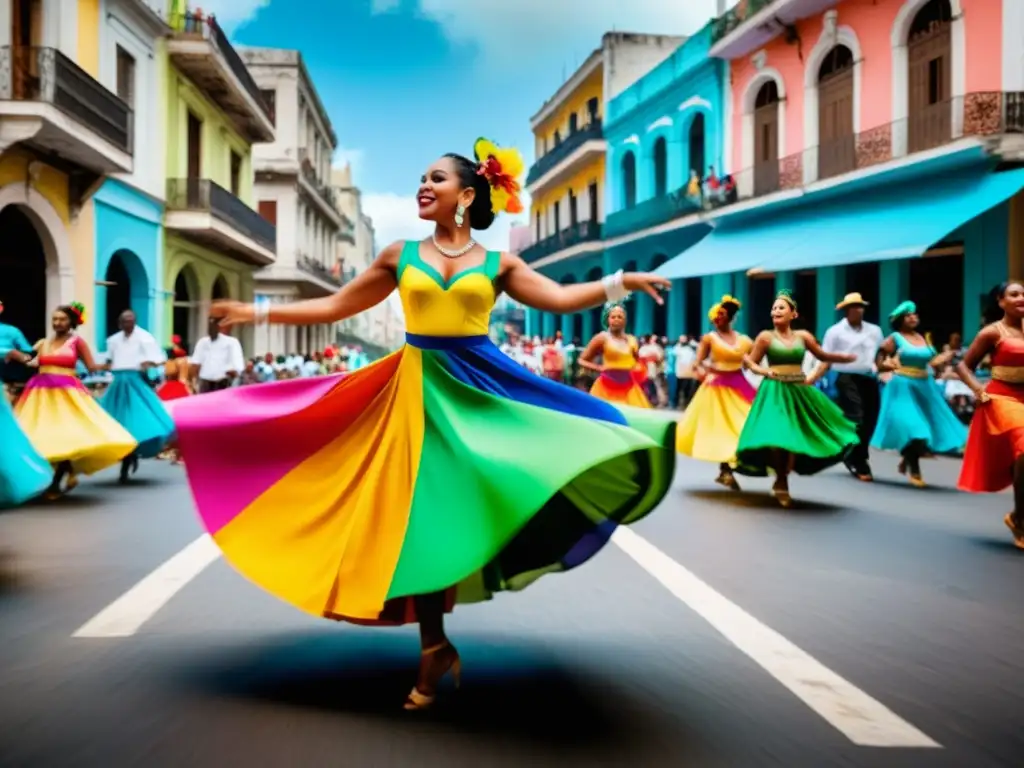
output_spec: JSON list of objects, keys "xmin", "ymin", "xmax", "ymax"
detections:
[{"xmin": 835, "ymin": 292, "xmax": 869, "ymax": 310}]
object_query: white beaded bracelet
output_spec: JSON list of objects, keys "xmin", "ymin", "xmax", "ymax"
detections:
[
  {"xmin": 602, "ymin": 269, "xmax": 629, "ymax": 303},
  {"xmin": 254, "ymin": 296, "xmax": 271, "ymax": 326}
]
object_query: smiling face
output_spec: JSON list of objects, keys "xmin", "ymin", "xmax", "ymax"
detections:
[
  {"xmin": 771, "ymin": 298, "xmax": 797, "ymax": 327},
  {"xmin": 1000, "ymin": 282, "xmax": 1024, "ymax": 320},
  {"xmin": 901, "ymin": 312, "xmax": 920, "ymax": 331},
  {"xmin": 417, "ymin": 157, "xmax": 475, "ymax": 223},
  {"xmin": 712, "ymin": 307, "xmax": 730, "ymax": 330},
  {"xmin": 606, "ymin": 307, "xmax": 626, "ymax": 332}
]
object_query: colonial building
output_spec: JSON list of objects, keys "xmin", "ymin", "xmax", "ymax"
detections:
[
  {"xmin": 0, "ymin": 0, "xmax": 135, "ymax": 347},
  {"xmin": 520, "ymin": 31, "xmax": 685, "ymax": 339},
  {"xmin": 658, "ymin": 0, "xmax": 1024, "ymax": 343},
  {"xmin": 93, "ymin": 0, "xmax": 168, "ymax": 347},
  {"xmin": 163, "ymin": 6, "xmax": 276, "ymax": 355},
  {"xmin": 240, "ymin": 46, "xmax": 352, "ymax": 357}
]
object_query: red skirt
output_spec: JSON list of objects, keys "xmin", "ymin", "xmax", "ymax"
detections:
[
  {"xmin": 157, "ymin": 381, "xmax": 191, "ymax": 401},
  {"xmin": 958, "ymin": 380, "xmax": 1024, "ymax": 492}
]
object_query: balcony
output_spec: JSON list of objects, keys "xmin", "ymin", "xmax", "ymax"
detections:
[
  {"xmin": 296, "ymin": 147, "xmax": 345, "ymax": 227},
  {"xmin": 708, "ymin": 91, "xmax": 1024, "ymax": 215},
  {"xmin": 604, "ymin": 187, "xmax": 703, "ymax": 239},
  {"xmin": 165, "ymin": 179, "xmax": 277, "ymax": 265},
  {"xmin": 520, "ymin": 220, "xmax": 602, "ymax": 264},
  {"xmin": 526, "ymin": 120, "xmax": 605, "ymax": 194},
  {"xmin": 297, "ymin": 253, "xmax": 342, "ymax": 292},
  {"xmin": 338, "ymin": 213, "xmax": 356, "ymax": 244},
  {"xmin": 167, "ymin": 10, "xmax": 274, "ymax": 143},
  {"xmin": 0, "ymin": 46, "xmax": 132, "ymax": 176},
  {"xmin": 710, "ymin": 0, "xmax": 839, "ymax": 60}
]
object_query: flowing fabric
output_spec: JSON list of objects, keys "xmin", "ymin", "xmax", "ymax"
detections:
[
  {"xmin": 676, "ymin": 333, "xmax": 755, "ymax": 462},
  {"xmin": 870, "ymin": 335, "xmax": 967, "ymax": 454},
  {"xmin": 172, "ymin": 242, "xmax": 676, "ymax": 625},
  {"xmin": 589, "ymin": 334, "xmax": 650, "ymax": 407},
  {"xmin": 101, "ymin": 371, "xmax": 176, "ymax": 458},
  {"xmin": 959, "ymin": 336, "xmax": 1024, "ymax": 492},
  {"xmin": 736, "ymin": 334, "xmax": 858, "ymax": 476},
  {"xmin": 15, "ymin": 338, "xmax": 136, "ymax": 475},
  {"xmin": 0, "ymin": 393, "xmax": 52, "ymax": 507}
]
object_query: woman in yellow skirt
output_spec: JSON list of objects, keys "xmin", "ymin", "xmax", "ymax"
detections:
[
  {"xmin": 675, "ymin": 295, "xmax": 755, "ymax": 490},
  {"xmin": 578, "ymin": 302, "xmax": 651, "ymax": 408},
  {"xmin": 11, "ymin": 303, "xmax": 137, "ymax": 498}
]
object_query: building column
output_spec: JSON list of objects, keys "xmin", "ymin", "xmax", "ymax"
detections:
[
  {"xmin": 542, "ymin": 312, "xmax": 556, "ymax": 339},
  {"xmin": 1009, "ymin": 190, "xmax": 1024, "ymax": 284},
  {"xmin": 775, "ymin": 270, "xmax": 795, "ymax": 294},
  {"xmin": 731, "ymin": 273, "xmax": 750, "ymax": 335},
  {"xmin": 879, "ymin": 260, "xmax": 910, "ymax": 328},
  {"xmin": 667, "ymin": 279, "xmax": 685, "ymax": 339},
  {"xmin": 581, "ymin": 311, "xmax": 595, "ymax": 342},
  {"xmin": 560, "ymin": 313, "xmax": 574, "ymax": 340},
  {"xmin": 635, "ymin": 293, "xmax": 654, "ymax": 337},
  {"xmin": 816, "ymin": 266, "xmax": 846, "ymax": 339}
]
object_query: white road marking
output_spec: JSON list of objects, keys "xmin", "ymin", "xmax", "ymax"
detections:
[
  {"xmin": 612, "ymin": 526, "xmax": 941, "ymax": 749},
  {"xmin": 73, "ymin": 535, "xmax": 221, "ymax": 639}
]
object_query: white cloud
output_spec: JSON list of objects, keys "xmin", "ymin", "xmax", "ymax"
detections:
[
  {"xmin": 361, "ymin": 192, "xmax": 526, "ymax": 254},
  {"xmin": 399, "ymin": 0, "xmax": 720, "ymax": 67},
  {"xmin": 197, "ymin": 0, "xmax": 270, "ymax": 33}
]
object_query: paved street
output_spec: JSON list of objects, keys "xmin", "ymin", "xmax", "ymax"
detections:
[{"xmin": 1, "ymin": 452, "xmax": 1022, "ymax": 767}]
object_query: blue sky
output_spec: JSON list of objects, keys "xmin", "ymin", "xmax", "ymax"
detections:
[{"xmin": 205, "ymin": 0, "xmax": 718, "ymax": 250}]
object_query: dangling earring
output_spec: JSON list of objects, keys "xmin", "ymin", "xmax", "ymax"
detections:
[{"xmin": 455, "ymin": 204, "xmax": 465, "ymax": 228}]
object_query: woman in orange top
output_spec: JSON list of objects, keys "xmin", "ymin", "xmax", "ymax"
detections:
[
  {"xmin": 578, "ymin": 302, "xmax": 650, "ymax": 408},
  {"xmin": 956, "ymin": 280, "xmax": 1024, "ymax": 549}
]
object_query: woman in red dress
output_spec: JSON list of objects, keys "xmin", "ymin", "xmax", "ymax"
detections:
[{"xmin": 956, "ymin": 281, "xmax": 1024, "ymax": 549}]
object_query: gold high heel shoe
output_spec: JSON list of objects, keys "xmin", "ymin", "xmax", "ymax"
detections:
[
  {"xmin": 771, "ymin": 486, "xmax": 793, "ymax": 509},
  {"xmin": 1004, "ymin": 513, "xmax": 1024, "ymax": 550},
  {"xmin": 404, "ymin": 641, "xmax": 461, "ymax": 711}
]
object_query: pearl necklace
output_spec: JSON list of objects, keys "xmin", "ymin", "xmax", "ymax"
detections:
[{"xmin": 432, "ymin": 234, "xmax": 476, "ymax": 259}]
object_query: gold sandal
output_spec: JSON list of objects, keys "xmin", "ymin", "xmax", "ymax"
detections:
[
  {"xmin": 1004, "ymin": 513, "xmax": 1024, "ymax": 550},
  {"xmin": 771, "ymin": 486, "xmax": 792, "ymax": 509},
  {"xmin": 404, "ymin": 641, "xmax": 461, "ymax": 711}
]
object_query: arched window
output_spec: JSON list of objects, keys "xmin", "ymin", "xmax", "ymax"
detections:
[
  {"xmin": 817, "ymin": 45, "xmax": 856, "ymax": 179},
  {"xmin": 753, "ymin": 81, "xmax": 780, "ymax": 195},
  {"xmin": 908, "ymin": 0, "xmax": 953, "ymax": 152},
  {"xmin": 688, "ymin": 113, "xmax": 706, "ymax": 179},
  {"xmin": 621, "ymin": 152, "xmax": 637, "ymax": 209},
  {"xmin": 652, "ymin": 137, "xmax": 668, "ymax": 197}
]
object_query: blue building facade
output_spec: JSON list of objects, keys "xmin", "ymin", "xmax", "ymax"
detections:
[
  {"xmin": 600, "ymin": 23, "xmax": 724, "ymax": 340},
  {"xmin": 93, "ymin": 180, "xmax": 165, "ymax": 351}
]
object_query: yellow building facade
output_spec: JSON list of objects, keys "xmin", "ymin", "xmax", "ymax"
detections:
[{"xmin": 0, "ymin": 0, "xmax": 134, "ymax": 346}]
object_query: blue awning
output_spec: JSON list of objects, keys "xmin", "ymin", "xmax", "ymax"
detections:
[{"xmin": 656, "ymin": 166, "xmax": 1024, "ymax": 279}]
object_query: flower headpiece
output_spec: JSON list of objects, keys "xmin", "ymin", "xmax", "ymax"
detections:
[
  {"xmin": 601, "ymin": 301, "xmax": 627, "ymax": 330},
  {"xmin": 473, "ymin": 137, "xmax": 524, "ymax": 215},
  {"xmin": 776, "ymin": 289, "xmax": 797, "ymax": 310},
  {"xmin": 707, "ymin": 294, "xmax": 742, "ymax": 321},
  {"xmin": 67, "ymin": 301, "xmax": 87, "ymax": 325}
]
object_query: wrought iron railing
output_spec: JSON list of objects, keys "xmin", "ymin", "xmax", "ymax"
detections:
[
  {"xmin": 711, "ymin": 0, "xmax": 779, "ymax": 45},
  {"xmin": 0, "ymin": 46, "xmax": 133, "ymax": 152},
  {"xmin": 520, "ymin": 220, "xmax": 602, "ymax": 264},
  {"xmin": 604, "ymin": 186, "xmax": 702, "ymax": 239},
  {"xmin": 166, "ymin": 179, "xmax": 277, "ymax": 252},
  {"xmin": 526, "ymin": 120, "xmax": 604, "ymax": 186},
  {"xmin": 298, "ymin": 253, "xmax": 341, "ymax": 286},
  {"xmin": 297, "ymin": 148, "xmax": 338, "ymax": 206},
  {"xmin": 169, "ymin": 9, "xmax": 272, "ymax": 121}
]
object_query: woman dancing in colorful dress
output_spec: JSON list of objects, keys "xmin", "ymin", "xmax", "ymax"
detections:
[
  {"xmin": 675, "ymin": 295, "xmax": 754, "ymax": 490},
  {"xmin": 0, "ymin": 351, "xmax": 52, "ymax": 508},
  {"xmin": 736, "ymin": 290, "xmax": 859, "ymax": 507},
  {"xmin": 11, "ymin": 304, "xmax": 136, "ymax": 499},
  {"xmin": 870, "ymin": 301, "xmax": 967, "ymax": 487},
  {"xmin": 955, "ymin": 281, "xmax": 1024, "ymax": 549},
  {"xmin": 172, "ymin": 139, "xmax": 674, "ymax": 710},
  {"xmin": 578, "ymin": 303, "xmax": 651, "ymax": 407}
]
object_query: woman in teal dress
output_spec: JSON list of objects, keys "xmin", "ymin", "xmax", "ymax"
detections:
[
  {"xmin": 870, "ymin": 301, "xmax": 967, "ymax": 487},
  {"xmin": 736, "ymin": 290, "xmax": 859, "ymax": 507}
]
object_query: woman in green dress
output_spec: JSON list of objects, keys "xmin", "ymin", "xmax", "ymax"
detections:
[{"xmin": 736, "ymin": 290, "xmax": 859, "ymax": 507}]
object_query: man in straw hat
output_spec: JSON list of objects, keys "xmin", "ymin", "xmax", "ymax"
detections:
[{"xmin": 819, "ymin": 293, "xmax": 885, "ymax": 481}]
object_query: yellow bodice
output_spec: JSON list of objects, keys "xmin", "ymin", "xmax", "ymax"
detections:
[
  {"xmin": 602, "ymin": 334, "xmax": 638, "ymax": 370},
  {"xmin": 707, "ymin": 332, "xmax": 753, "ymax": 372},
  {"xmin": 398, "ymin": 241, "xmax": 498, "ymax": 337}
]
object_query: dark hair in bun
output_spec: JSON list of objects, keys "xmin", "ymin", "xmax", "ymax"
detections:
[
  {"xmin": 56, "ymin": 304, "xmax": 82, "ymax": 329},
  {"xmin": 983, "ymin": 281, "xmax": 1024, "ymax": 325},
  {"xmin": 444, "ymin": 153, "xmax": 495, "ymax": 231}
]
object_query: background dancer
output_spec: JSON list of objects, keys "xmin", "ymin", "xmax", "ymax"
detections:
[
  {"xmin": 820, "ymin": 293, "xmax": 884, "ymax": 482},
  {"xmin": 675, "ymin": 295, "xmax": 754, "ymax": 490},
  {"xmin": 12, "ymin": 304, "xmax": 135, "ymax": 499},
  {"xmin": 870, "ymin": 302, "xmax": 966, "ymax": 487},
  {"xmin": 171, "ymin": 140, "xmax": 672, "ymax": 711},
  {"xmin": 190, "ymin": 317, "xmax": 245, "ymax": 393},
  {"xmin": 956, "ymin": 281, "xmax": 1024, "ymax": 549},
  {"xmin": 737, "ymin": 291, "xmax": 858, "ymax": 507},
  {"xmin": 1, "ymin": 346, "xmax": 51, "ymax": 508},
  {"xmin": 578, "ymin": 303, "xmax": 651, "ymax": 407},
  {"xmin": 101, "ymin": 310, "xmax": 175, "ymax": 483}
]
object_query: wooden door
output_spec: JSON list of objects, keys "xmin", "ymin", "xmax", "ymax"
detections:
[
  {"xmin": 754, "ymin": 103, "xmax": 779, "ymax": 196},
  {"xmin": 588, "ymin": 182, "xmax": 599, "ymax": 223},
  {"xmin": 187, "ymin": 112, "xmax": 202, "ymax": 179},
  {"xmin": 908, "ymin": 24, "xmax": 951, "ymax": 152},
  {"xmin": 818, "ymin": 68, "xmax": 855, "ymax": 179}
]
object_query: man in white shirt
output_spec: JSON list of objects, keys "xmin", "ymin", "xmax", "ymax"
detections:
[
  {"xmin": 190, "ymin": 316, "xmax": 245, "ymax": 393},
  {"xmin": 101, "ymin": 310, "xmax": 174, "ymax": 482},
  {"xmin": 819, "ymin": 293, "xmax": 886, "ymax": 481},
  {"xmin": 674, "ymin": 336, "xmax": 698, "ymax": 408}
]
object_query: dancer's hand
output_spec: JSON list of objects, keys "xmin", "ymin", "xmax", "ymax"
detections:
[
  {"xmin": 976, "ymin": 391, "xmax": 991, "ymax": 405},
  {"xmin": 623, "ymin": 273, "xmax": 672, "ymax": 304},
  {"xmin": 210, "ymin": 300, "xmax": 255, "ymax": 328}
]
